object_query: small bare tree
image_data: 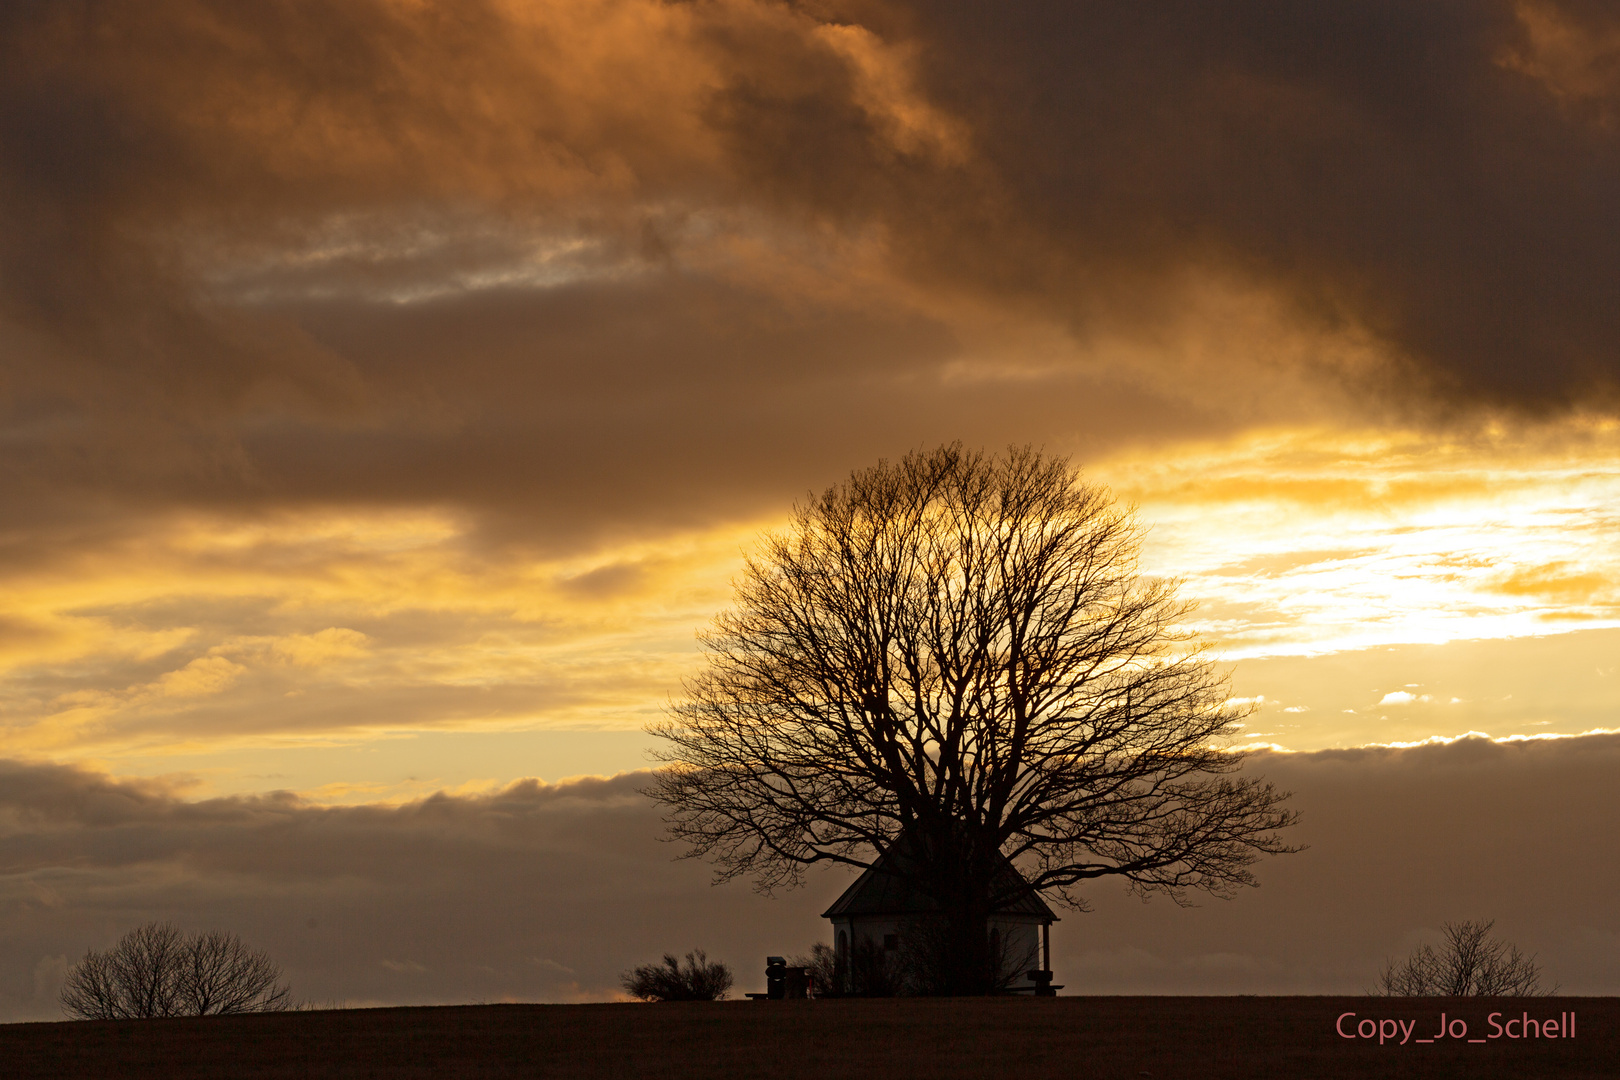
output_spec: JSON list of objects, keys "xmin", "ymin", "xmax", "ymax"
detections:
[
  {"xmin": 61, "ymin": 922, "xmax": 292, "ymax": 1019},
  {"xmin": 1375, "ymin": 920, "xmax": 1554, "ymax": 996},
  {"xmin": 621, "ymin": 950, "xmax": 733, "ymax": 1001}
]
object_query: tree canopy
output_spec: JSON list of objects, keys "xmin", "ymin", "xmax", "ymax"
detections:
[
  {"xmin": 60, "ymin": 922, "xmax": 292, "ymax": 1019},
  {"xmin": 649, "ymin": 445, "xmax": 1299, "ymax": 992}
]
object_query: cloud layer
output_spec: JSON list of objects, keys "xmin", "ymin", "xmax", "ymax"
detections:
[
  {"xmin": 4, "ymin": 732, "xmax": 1618, "ymax": 1018},
  {"xmin": 5, "ymin": 0, "xmax": 1620, "ymax": 557},
  {"xmin": 892, "ymin": 0, "xmax": 1620, "ymax": 408}
]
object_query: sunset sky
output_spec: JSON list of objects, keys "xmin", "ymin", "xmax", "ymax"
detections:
[{"xmin": 3, "ymin": 0, "xmax": 1619, "ymax": 1016}]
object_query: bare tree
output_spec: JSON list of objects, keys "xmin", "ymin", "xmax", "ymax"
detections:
[
  {"xmin": 61, "ymin": 922, "xmax": 292, "ymax": 1019},
  {"xmin": 178, "ymin": 930, "xmax": 293, "ymax": 1015},
  {"xmin": 649, "ymin": 445, "xmax": 1299, "ymax": 994},
  {"xmin": 1375, "ymin": 920, "xmax": 1554, "ymax": 996},
  {"xmin": 61, "ymin": 922, "xmax": 186, "ymax": 1020},
  {"xmin": 793, "ymin": 943, "xmax": 846, "ymax": 998},
  {"xmin": 621, "ymin": 950, "xmax": 733, "ymax": 1001}
]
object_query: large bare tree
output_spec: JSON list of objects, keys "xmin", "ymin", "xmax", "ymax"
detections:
[{"xmin": 649, "ymin": 445, "xmax": 1299, "ymax": 993}]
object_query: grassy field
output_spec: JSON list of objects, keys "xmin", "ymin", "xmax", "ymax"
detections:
[{"xmin": 1, "ymin": 996, "xmax": 1612, "ymax": 1079}]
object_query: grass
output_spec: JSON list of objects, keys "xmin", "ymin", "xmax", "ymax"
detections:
[{"xmin": 1, "ymin": 996, "xmax": 1611, "ymax": 1079}]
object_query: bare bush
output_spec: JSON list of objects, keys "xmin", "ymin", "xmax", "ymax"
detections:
[
  {"xmin": 846, "ymin": 938, "xmax": 905, "ymax": 998},
  {"xmin": 61, "ymin": 922, "xmax": 292, "ymax": 1019},
  {"xmin": 621, "ymin": 950, "xmax": 733, "ymax": 1001},
  {"xmin": 792, "ymin": 943, "xmax": 844, "ymax": 999},
  {"xmin": 790, "ymin": 939, "xmax": 903, "ymax": 998},
  {"xmin": 797, "ymin": 923, "xmax": 1044, "ymax": 999},
  {"xmin": 800, "ymin": 920, "xmax": 1040, "ymax": 999},
  {"xmin": 1374, "ymin": 920, "xmax": 1554, "ymax": 996}
]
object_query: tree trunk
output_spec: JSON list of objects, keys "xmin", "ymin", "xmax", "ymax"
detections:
[{"xmin": 908, "ymin": 828, "xmax": 1000, "ymax": 995}]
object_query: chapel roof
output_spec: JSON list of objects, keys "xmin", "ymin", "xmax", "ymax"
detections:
[{"xmin": 821, "ymin": 835, "xmax": 1058, "ymax": 921}]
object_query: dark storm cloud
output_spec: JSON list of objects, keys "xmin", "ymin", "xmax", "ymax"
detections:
[
  {"xmin": 3, "ymin": 0, "xmax": 1619, "ymax": 555},
  {"xmin": 849, "ymin": 0, "xmax": 1620, "ymax": 410},
  {"xmin": 0, "ymin": 0, "xmax": 982, "ymax": 552},
  {"xmin": 248, "ymin": 276, "xmax": 1222, "ymax": 551},
  {"xmin": 4, "ymin": 732, "xmax": 1619, "ymax": 1018}
]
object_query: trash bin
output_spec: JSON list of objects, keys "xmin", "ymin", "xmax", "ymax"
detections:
[
  {"xmin": 783, "ymin": 967, "xmax": 810, "ymax": 999},
  {"xmin": 766, "ymin": 956, "xmax": 787, "ymax": 1000}
]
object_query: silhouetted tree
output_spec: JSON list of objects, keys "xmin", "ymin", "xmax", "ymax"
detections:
[
  {"xmin": 178, "ymin": 929, "xmax": 296, "ymax": 1015},
  {"xmin": 1374, "ymin": 919, "xmax": 1554, "ymax": 996},
  {"xmin": 621, "ymin": 950, "xmax": 733, "ymax": 1001},
  {"xmin": 61, "ymin": 922, "xmax": 292, "ymax": 1019},
  {"xmin": 650, "ymin": 445, "xmax": 1300, "ymax": 995}
]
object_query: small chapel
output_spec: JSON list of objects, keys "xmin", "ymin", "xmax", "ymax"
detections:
[{"xmin": 821, "ymin": 835, "xmax": 1060, "ymax": 995}]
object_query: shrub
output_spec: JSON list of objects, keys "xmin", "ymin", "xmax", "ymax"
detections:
[
  {"xmin": 793, "ymin": 943, "xmax": 843, "ymax": 998},
  {"xmin": 793, "ymin": 938, "xmax": 903, "ymax": 997},
  {"xmin": 799, "ymin": 921, "xmax": 1040, "ymax": 999},
  {"xmin": 622, "ymin": 950, "xmax": 733, "ymax": 1001}
]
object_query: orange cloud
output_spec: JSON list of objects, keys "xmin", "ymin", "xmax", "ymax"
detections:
[
  {"xmin": 1492, "ymin": 562, "xmax": 1613, "ymax": 602},
  {"xmin": 1501, "ymin": 1, "xmax": 1620, "ymax": 124},
  {"xmin": 1, "ymin": 0, "xmax": 1618, "ymax": 802}
]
